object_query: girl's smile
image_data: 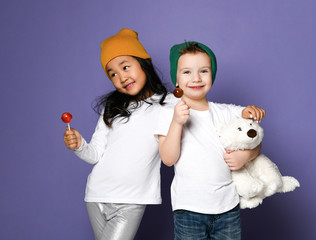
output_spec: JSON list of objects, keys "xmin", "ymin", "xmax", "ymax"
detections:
[{"xmin": 125, "ymin": 82, "xmax": 135, "ymax": 90}]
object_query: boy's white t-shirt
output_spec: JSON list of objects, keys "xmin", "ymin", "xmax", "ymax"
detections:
[
  {"xmin": 74, "ymin": 94, "xmax": 170, "ymax": 204},
  {"xmin": 155, "ymin": 97, "xmax": 244, "ymax": 214}
]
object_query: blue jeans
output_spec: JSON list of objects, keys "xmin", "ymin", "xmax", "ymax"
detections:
[{"xmin": 174, "ymin": 205, "xmax": 241, "ymax": 240}]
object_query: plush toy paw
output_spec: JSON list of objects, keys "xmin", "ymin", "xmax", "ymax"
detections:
[
  {"xmin": 240, "ymin": 197, "xmax": 263, "ymax": 209},
  {"xmin": 232, "ymin": 171, "xmax": 264, "ymax": 199}
]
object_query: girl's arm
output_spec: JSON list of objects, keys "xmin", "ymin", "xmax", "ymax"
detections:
[
  {"xmin": 73, "ymin": 113, "xmax": 109, "ymax": 165},
  {"xmin": 158, "ymin": 100, "xmax": 190, "ymax": 167}
]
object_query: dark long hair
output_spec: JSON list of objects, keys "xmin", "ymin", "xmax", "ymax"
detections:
[{"xmin": 94, "ymin": 57, "xmax": 167, "ymax": 127}]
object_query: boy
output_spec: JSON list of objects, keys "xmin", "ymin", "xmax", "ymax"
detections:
[{"xmin": 155, "ymin": 42, "xmax": 265, "ymax": 239}]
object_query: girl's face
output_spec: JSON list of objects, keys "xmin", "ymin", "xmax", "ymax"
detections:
[
  {"xmin": 176, "ymin": 52, "xmax": 212, "ymax": 103},
  {"xmin": 106, "ymin": 56, "xmax": 147, "ymax": 96}
]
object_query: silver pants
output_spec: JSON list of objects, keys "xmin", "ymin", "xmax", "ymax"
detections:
[{"xmin": 86, "ymin": 202, "xmax": 146, "ymax": 240}]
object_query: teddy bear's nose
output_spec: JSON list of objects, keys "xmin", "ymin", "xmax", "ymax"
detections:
[{"xmin": 247, "ymin": 129, "xmax": 257, "ymax": 138}]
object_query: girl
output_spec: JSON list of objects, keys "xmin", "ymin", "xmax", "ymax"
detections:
[{"xmin": 63, "ymin": 28, "xmax": 168, "ymax": 240}]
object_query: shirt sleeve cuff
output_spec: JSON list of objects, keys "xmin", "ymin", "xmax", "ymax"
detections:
[{"xmin": 74, "ymin": 137, "xmax": 86, "ymax": 152}]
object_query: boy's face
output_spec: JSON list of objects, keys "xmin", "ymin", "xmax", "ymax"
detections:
[{"xmin": 176, "ymin": 52, "xmax": 212, "ymax": 102}]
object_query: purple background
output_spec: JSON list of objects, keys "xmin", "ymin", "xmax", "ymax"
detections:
[{"xmin": 1, "ymin": 0, "xmax": 315, "ymax": 239}]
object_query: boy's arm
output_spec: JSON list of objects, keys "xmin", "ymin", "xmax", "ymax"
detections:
[
  {"xmin": 224, "ymin": 144, "xmax": 261, "ymax": 171},
  {"xmin": 224, "ymin": 105, "xmax": 265, "ymax": 170},
  {"xmin": 158, "ymin": 100, "xmax": 190, "ymax": 167},
  {"xmin": 158, "ymin": 121, "xmax": 183, "ymax": 166}
]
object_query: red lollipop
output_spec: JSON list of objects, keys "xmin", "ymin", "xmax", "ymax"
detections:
[
  {"xmin": 61, "ymin": 112, "xmax": 72, "ymax": 130},
  {"xmin": 173, "ymin": 87, "xmax": 183, "ymax": 98}
]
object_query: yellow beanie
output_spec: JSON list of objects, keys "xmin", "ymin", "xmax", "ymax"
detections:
[{"xmin": 100, "ymin": 28, "xmax": 151, "ymax": 78}]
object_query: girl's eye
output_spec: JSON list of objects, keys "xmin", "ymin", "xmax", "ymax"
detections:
[
  {"xmin": 123, "ymin": 66, "xmax": 129, "ymax": 70},
  {"xmin": 238, "ymin": 127, "xmax": 242, "ymax": 131},
  {"xmin": 201, "ymin": 69, "xmax": 209, "ymax": 73},
  {"xmin": 111, "ymin": 73, "xmax": 117, "ymax": 78},
  {"xmin": 183, "ymin": 71, "xmax": 190, "ymax": 74}
]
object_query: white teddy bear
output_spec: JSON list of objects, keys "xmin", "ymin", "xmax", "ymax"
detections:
[{"xmin": 217, "ymin": 118, "xmax": 300, "ymax": 209}]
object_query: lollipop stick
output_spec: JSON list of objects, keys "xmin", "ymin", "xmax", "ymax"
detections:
[{"xmin": 67, "ymin": 123, "xmax": 70, "ymax": 131}]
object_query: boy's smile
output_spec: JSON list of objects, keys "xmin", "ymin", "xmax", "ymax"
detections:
[
  {"xmin": 176, "ymin": 52, "xmax": 212, "ymax": 109},
  {"xmin": 188, "ymin": 85, "xmax": 205, "ymax": 90}
]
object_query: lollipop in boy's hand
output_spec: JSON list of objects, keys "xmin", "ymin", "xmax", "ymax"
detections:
[
  {"xmin": 173, "ymin": 87, "xmax": 183, "ymax": 98},
  {"xmin": 61, "ymin": 112, "xmax": 72, "ymax": 130}
]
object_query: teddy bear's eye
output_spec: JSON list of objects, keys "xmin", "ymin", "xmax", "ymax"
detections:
[
  {"xmin": 238, "ymin": 127, "xmax": 242, "ymax": 131},
  {"xmin": 250, "ymin": 123, "xmax": 253, "ymax": 126}
]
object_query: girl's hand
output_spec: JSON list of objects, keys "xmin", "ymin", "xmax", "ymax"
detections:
[
  {"xmin": 63, "ymin": 128, "xmax": 82, "ymax": 150},
  {"xmin": 172, "ymin": 100, "xmax": 190, "ymax": 125},
  {"xmin": 242, "ymin": 105, "xmax": 266, "ymax": 122}
]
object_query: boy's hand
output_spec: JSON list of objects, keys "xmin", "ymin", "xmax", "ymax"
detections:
[
  {"xmin": 242, "ymin": 105, "xmax": 265, "ymax": 122},
  {"xmin": 63, "ymin": 128, "xmax": 82, "ymax": 150},
  {"xmin": 172, "ymin": 100, "xmax": 190, "ymax": 125},
  {"xmin": 224, "ymin": 144, "xmax": 261, "ymax": 171}
]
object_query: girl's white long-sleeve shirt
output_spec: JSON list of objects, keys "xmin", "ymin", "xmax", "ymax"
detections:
[{"xmin": 74, "ymin": 94, "xmax": 168, "ymax": 204}]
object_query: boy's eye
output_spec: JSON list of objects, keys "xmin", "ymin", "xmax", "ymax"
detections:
[
  {"xmin": 123, "ymin": 66, "xmax": 129, "ymax": 70},
  {"xmin": 183, "ymin": 71, "xmax": 190, "ymax": 74},
  {"xmin": 111, "ymin": 73, "xmax": 117, "ymax": 78},
  {"xmin": 201, "ymin": 69, "xmax": 209, "ymax": 73}
]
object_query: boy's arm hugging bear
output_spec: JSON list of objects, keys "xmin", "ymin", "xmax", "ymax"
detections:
[
  {"xmin": 223, "ymin": 105, "xmax": 266, "ymax": 171},
  {"xmin": 217, "ymin": 118, "xmax": 300, "ymax": 209}
]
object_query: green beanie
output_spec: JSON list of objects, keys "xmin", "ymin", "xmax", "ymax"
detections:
[{"xmin": 169, "ymin": 41, "xmax": 217, "ymax": 87}]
